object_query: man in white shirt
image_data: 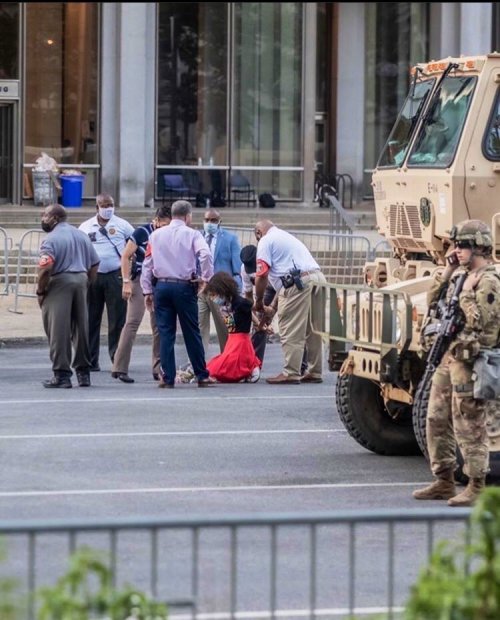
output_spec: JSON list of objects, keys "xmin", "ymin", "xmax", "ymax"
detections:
[
  {"xmin": 253, "ymin": 220, "xmax": 326, "ymax": 384},
  {"xmin": 78, "ymin": 193, "xmax": 134, "ymax": 371}
]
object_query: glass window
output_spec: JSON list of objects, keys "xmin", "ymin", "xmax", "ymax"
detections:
[
  {"xmin": 157, "ymin": 3, "xmax": 228, "ymax": 167},
  {"xmin": 364, "ymin": 3, "xmax": 428, "ymax": 192},
  {"xmin": 483, "ymin": 89, "xmax": 500, "ymax": 161},
  {"xmin": 377, "ymin": 78, "xmax": 435, "ymax": 167},
  {"xmin": 408, "ymin": 76, "xmax": 476, "ymax": 167},
  {"xmin": 233, "ymin": 2, "xmax": 302, "ymax": 168},
  {"xmin": 24, "ymin": 3, "xmax": 99, "ymax": 166},
  {"xmin": 0, "ymin": 3, "xmax": 19, "ymax": 79}
]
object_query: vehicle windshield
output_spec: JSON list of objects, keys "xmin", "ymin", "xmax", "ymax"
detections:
[
  {"xmin": 377, "ymin": 78, "xmax": 435, "ymax": 168},
  {"xmin": 407, "ymin": 75, "xmax": 476, "ymax": 167}
]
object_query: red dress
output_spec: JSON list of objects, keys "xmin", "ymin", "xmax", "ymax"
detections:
[{"xmin": 206, "ymin": 297, "xmax": 262, "ymax": 383}]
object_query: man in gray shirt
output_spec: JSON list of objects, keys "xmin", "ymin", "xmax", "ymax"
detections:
[{"xmin": 37, "ymin": 204, "xmax": 100, "ymax": 388}]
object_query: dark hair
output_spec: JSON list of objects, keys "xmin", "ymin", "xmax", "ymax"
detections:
[
  {"xmin": 155, "ymin": 204, "xmax": 171, "ymax": 220},
  {"xmin": 205, "ymin": 272, "xmax": 239, "ymax": 302}
]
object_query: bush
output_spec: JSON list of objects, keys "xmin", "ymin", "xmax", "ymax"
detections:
[
  {"xmin": 404, "ymin": 487, "xmax": 500, "ymax": 620},
  {"xmin": 37, "ymin": 547, "xmax": 168, "ymax": 620}
]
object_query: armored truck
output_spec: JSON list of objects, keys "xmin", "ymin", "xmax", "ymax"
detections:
[{"xmin": 327, "ymin": 54, "xmax": 500, "ymax": 473}]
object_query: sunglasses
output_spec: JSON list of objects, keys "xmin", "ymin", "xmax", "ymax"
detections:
[{"xmin": 454, "ymin": 241, "xmax": 473, "ymax": 249}]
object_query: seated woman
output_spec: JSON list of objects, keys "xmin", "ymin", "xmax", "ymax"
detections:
[{"xmin": 204, "ymin": 272, "xmax": 262, "ymax": 383}]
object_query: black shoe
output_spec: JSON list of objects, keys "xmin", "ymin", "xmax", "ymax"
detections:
[
  {"xmin": 89, "ymin": 364, "xmax": 100, "ymax": 372},
  {"xmin": 152, "ymin": 373, "xmax": 160, "ymax": 381},
  {"xmin": 114, "ymin": 372, "xmax": 134, "ymax": 384},
  {"xmin": 76, "ymin": 372, "xmax": 91, "ymax": 387},
  {"xmin": 43, "ymin": 376, "xmax": 72, "ymax": 389}
]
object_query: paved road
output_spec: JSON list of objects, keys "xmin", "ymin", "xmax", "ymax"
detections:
[{"xmin": 0, "ymin": 343, "xmax": 466, "ymax": 618}]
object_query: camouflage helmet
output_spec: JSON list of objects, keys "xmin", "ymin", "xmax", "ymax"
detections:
[{"xmin": 449, "ymin": 219, "xmax": 493, "ymax": 248}]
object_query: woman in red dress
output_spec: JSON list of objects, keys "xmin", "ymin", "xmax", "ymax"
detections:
[{"xmin": 204, "ymin": 272, "xmax": 262, "ymax": 383}]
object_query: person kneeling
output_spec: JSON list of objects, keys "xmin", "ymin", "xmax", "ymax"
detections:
[{"xmin": 204, "ymin": 272, "xmax": 262, "ymax": 383}]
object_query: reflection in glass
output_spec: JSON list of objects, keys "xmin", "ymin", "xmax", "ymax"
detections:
[
  {"xmin": 364, "ymin": 3, "xmax": 428, "ymax": 193},
  {"xmin": 24, "ymin": 3, "xmax": 98, "ymax": 165},
  {"xmin": 408, "ymin": 76, "xmax": 476, "ymax": 167},
  {"xmin": 483, "ymin": 92, "xmax": 500, "ymax": 160},
  {"xmin": 0, "ymin": 3, "xmax": 19, "ymax": 79},
  {"xmin": 377, "ymin": 78, "xmax": 435, "ymax": 167},
  {"xmin": 233, "ymin": 3, "xmax": 303, "ymax": 175},
  {"xmin": 157, "ymin": 3, "xmax": 228, "ymax": 166}
]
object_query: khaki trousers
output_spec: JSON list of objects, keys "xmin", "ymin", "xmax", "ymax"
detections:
[
  {"xmin": 112, "ymin": 277, "xmax": 160, "ymax": 375},
  {"xmin": 277, "ymin": 270, "xmax": 326, "ymax": 379},
  {"xmin": 198, "ymin": 294, "xmax": 228, "ymax": 357}
]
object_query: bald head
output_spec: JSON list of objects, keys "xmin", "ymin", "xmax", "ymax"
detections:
[
  {"xmin": 41, "ymin": 203, "xmax": 67, "ymax": 232},
  {"xmin": 254, "ymin": 220, "xmax": 274, "ymax": 242}
]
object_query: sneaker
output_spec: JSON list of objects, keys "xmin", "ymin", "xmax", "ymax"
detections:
[
  {"xmin": 246, "ymin": 367, "xmax": 261, "ymax": 383},
  {"xmin": 42, "ymin": 376, "xmax": 72, "ymax": 389}
]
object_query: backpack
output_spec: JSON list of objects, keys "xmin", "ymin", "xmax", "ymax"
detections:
[
  {"xmin": 209, "ymin": 189, "xmax": 226, "ymax": 208},
  {"xmin": 259, "ymin": 193, "xmax": 276, "ymax": 208}
]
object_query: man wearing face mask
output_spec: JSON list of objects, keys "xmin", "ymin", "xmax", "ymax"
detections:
[
  {"xmin": 78, "ymin": 194, "xmax": 135, "ymax": 371},
  {"xmin": 37, "ymin": 204, "xmax": 100, "ymax": 388},
  {"xmin": 414, "ymin": 219, "xmax": 500, "ymax": 507},
  {"xmin": 198, "ymin": 208, "xmax": 242, "ymax": 357},
  {"xmin": 111, "ymin": 205, "xmax": 171, "ymax": 383}
]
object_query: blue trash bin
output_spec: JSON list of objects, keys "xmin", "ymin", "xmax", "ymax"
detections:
[{"xmin": 60, "ymin": 174, "xmax": 84, "ymax": 207}]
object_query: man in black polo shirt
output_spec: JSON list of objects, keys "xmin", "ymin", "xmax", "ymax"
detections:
[{"xmin": 37, "ymin": 204, "xmax": 100, "ymax": 388}]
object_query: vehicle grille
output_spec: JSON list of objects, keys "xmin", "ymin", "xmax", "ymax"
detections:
[{"xmin": 389, "ymin": 204, "xmax": 422, "ymax": 239}]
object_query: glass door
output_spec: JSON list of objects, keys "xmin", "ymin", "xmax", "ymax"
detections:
[{"xmin": 0, "ymin": 102, "xmax": 14, "ymax": 204}]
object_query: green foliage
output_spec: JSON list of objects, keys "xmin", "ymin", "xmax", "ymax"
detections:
[
  {"xmin": 37, "ymin": 547, "xmax": 168, "ymax": 620},
  {"xmin": 405, "ymin": 487, "xmax": 500, "ymax": 620},
  {"xmin": 0, "ymin": 540, "xmax": 24, "ymax": 620}
]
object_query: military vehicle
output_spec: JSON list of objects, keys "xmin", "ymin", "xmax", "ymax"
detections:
[{"xmin": 326, "ymin": 54, "xmax": 500, "ymax": 474}]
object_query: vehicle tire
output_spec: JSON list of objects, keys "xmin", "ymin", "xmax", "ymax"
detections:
[{"xmin": 335, "ymin": 373, "xmax": 421, "ymax": 456}]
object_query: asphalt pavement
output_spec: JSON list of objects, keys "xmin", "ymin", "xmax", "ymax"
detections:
[{"xmin": 0, "ymin": 343, "xmax": 468, "ymax": 618}]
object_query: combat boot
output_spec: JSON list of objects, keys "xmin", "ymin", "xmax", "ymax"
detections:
[
  {"xmin": 413, "ymin": 472, "xmax": 456, "ymax": 500},
  {"xmin": 447, "ymin": 478, "xmax": 485, "ymax": 507}
]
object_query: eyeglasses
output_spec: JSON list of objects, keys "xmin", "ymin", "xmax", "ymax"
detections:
[
  {"xmin": 454, "ymin": 241, "xmax": 473, "ymax": 249},
  {"xmin": 204, "ymin": 218, "xmax": 219, "ymax": 223}
]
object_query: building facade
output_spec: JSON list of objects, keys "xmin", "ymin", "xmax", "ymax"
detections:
[{"xmin": 0, "ymin": 2, "xmax": 496, "ymax": 208}]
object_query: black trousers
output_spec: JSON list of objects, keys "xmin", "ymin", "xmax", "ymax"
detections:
[
  {"xmin": 87, "ymin": 270, "xmax": 127, "ymax": 367},
  {"xmin": 42, "ymin": 272, "xmax": 90, "ymax": 377}
]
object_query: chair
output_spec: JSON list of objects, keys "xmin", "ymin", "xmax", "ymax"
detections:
[
  {"xmin": 162, "ymin": 174, "xmax": 191, "ymax": 205},
  {"xmin": 229, "ymin": 173, "xmax": 256, "ymax": 208}
]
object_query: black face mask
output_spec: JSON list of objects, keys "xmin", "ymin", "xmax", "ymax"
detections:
[{"xmin": 41, "ymin": 221, "xmax": 54, "ymax": 233}]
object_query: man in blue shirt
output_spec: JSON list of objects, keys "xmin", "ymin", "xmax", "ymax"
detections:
[
  {"xmin": 78, "ymin": 194, "xmax": 134, "ymax": 371},
  {"xmin": 198, "ymin": 208, "xmax": 242, "ymax": 357}
]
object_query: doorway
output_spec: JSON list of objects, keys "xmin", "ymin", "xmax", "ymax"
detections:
[{"xmin": 0, "ymin": 102, "xmax": 14, "ymax": 204}]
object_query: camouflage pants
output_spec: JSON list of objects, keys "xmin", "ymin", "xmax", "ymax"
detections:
[{"xmin": 426, "ymin": 352, "xmax": 489, "ymax": 479}]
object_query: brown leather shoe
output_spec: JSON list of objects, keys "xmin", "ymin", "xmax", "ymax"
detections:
[
  {"xmin": 300, "ymin": 374, "xmax": 323, "ymax": 384},
  {"xmin": 198, "ymin": 377, "xmax": 217, "ymax": 388},
  {"xmin": 266, "ymin": 373, "xmax": 301, "ymax": 385}
]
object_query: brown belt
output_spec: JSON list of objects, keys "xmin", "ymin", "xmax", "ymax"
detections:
[{"xmin": 300, "ymin": 269, "xmax": 320, "ymax": 277}]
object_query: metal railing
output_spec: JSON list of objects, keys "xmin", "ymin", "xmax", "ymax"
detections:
[
  {"xmin": 8, "ymin": 229, "xmax": 45, "ymax": 314},
  {"xmin": 0, "ymin": 226, "xmax": 11, "ymax": 296},
  {"xmin": 0, "ymin": 508, "xmax": 471, "ymax": 620},
  {"xmin": 226, "ymin": 228, "xmax": 378, "ymax": 287}
]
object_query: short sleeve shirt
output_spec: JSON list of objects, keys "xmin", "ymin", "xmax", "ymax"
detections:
[
  {"xmin": 256, "ymin": 226, "xmax": 320, "ymax": 291},
  {"xmin": 131, "ymin": 223, "xmax": 153, "ymax": 275},
  {"xmin": 79, "ymin": 214, "xmax": 134, "ymax": 273},
  {"xmin": 39, "ymin": 222, "xmax": 99, "ymax": 275},
  {"xmin": 240, "ymin": 265, "xmax": 255, "ymax": 294}
]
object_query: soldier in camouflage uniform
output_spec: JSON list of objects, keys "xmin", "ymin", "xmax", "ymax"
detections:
[{"xmin": 413, "ymin": 220, "xmax": 500, "ymax": 507}]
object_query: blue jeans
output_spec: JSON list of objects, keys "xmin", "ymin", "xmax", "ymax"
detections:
[{"xmin": 154, "ymin": 281, "xmax": 209, "ymax": 384}]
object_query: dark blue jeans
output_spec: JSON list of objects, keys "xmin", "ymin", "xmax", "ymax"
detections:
[{"xmin": 154, "ymin": 281, "xmax": 209, "ymax": 384}]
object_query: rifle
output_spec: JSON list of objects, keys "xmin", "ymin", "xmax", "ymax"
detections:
[{"xmin": 419, "ymin": 270, "xmax": 468, "ymax": 387}]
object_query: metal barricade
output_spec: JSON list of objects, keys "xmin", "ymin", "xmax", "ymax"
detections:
[
  {"xmin": 0, "ymin": 226, "xmax": 11, "ymax": 296},
  {"xmin": 226, "ymin": 228, "xmax": 373, "ymax": 286},
  {"xmin": 0, "ymin": 508, "xmax": 470, "ymax": 620},
  {"xmin": 8, "ymin": 229, "xmax": 46, "ymax": 314}
]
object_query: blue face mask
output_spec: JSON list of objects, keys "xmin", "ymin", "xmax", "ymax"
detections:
[
  {"xmin": 212, "ymin": 296, "xmax": 225, "ymax": 306},
  {"xmin": 204, "ymin": 222, "xmax": 219, "ymax": 236}
]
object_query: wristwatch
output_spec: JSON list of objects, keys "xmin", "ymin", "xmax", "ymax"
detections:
[{"xmin": 122, "ymin": 278, "xmax": 130, "ymax": 283}]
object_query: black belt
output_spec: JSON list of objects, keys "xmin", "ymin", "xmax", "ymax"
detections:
[
  {"xmin": 156, "ymin": 277, "xmax": 192, "ymax": 283},
  {"xmin": 99, "ymin": 269, "xmax": 121, "ymax": 275}
]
